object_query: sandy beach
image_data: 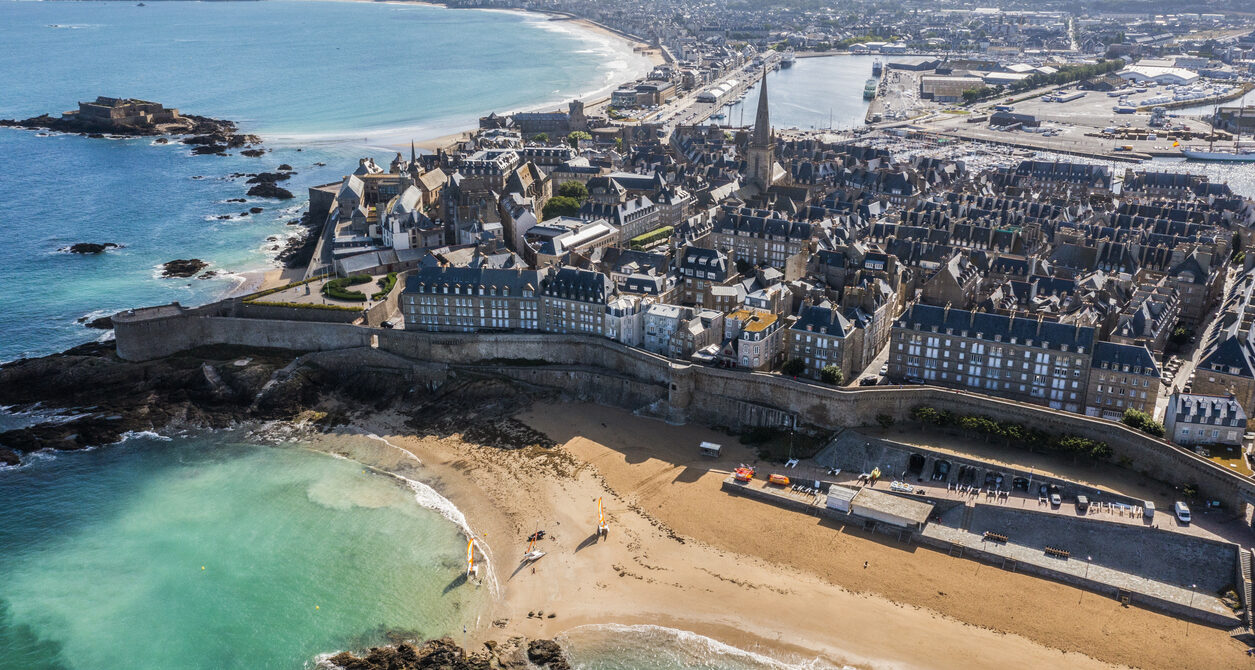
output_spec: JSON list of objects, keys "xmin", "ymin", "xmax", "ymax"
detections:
[{"xmin": 350, "ymin": 398, "xmax": 1252, "ymax": 670}]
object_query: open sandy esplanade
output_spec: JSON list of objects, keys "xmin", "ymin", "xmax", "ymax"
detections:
[{"xmin": 358, "ymin": 400, "xmax": 1254, "ymax": 670}]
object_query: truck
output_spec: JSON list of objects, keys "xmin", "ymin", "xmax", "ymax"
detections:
[
  {"xmin": 993, "ymin": 104, "xmax": 1014, "ymax": 112},
  {"xmin": 1054, "ymin": 91, "xmax": 1086, "ymax": 103}
]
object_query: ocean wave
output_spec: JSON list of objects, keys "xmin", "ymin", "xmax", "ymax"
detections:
[
  {"xmin": 115, "ymin": 430, "xmax": 171, "ymax": 444},
  {"xmin": 558, "ymin": 624, "xmax": 854, "ymax": 670}
]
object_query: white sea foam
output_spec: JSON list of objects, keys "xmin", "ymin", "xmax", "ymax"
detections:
[
  {"xmin": 115, "ymin": 430, "xmax": 171, "ymax": 444},
  {"xmin": 560, "ymin": 623, "xmax": 856, "ymax": 669}
]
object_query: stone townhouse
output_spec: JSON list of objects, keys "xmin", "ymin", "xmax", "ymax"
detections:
[
  {"xmin": 643, "ymin": 303, "xmax": 690, "ymax": 356},
  {"xmin": 402, "ymin": 266, "xmax": 542, "ymax": 332},
  {"xmin": 539, "ymin": 266, "xmax": 614, "ymax": 336},
  {"xmin": 677, "ymin": 245, "xmax": 737, "ymax": 308},
  {"xmin": 786, "ymin": 303, "xmax": 861, "ymax": 382},
  {"xmin": 889, "ymin": 304, "xmax": 1096, "ymax": 414},
  {"xmin": 1193, "ymin": 324, "xmax": 1255, "ymax": 426},
  {"xmin": 605, "ymin": 295, "xmax": 646, "ymax": 347},
  {"xmin": 1164, "ymin": 393, "xmax": 1248, "ymax": 447},
  {"xmin": 726, "ymin": 309, "xmax": 785, "ymax": 371},
  {"xmin": 1083, "ymin": 341, "xmax": 1161, "ymax": 420},
  {"xmin": 1108, "ymin": 283, "xmax": 1179, "ymax": 354}
]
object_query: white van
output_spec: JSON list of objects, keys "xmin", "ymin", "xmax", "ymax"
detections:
[{"xmin": 1174, "ymin": 501, "xmax": 1191, "ymax": 524}]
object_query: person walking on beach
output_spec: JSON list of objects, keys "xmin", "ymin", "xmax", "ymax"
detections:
[{"xmin": 864, "ymin": 561, "xmax": 868, "ymax": 569}]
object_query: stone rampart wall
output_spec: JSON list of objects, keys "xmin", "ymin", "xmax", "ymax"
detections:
[{"xmin": 112, "ymin": 313, "xmax": 1255, "ymax": 511}]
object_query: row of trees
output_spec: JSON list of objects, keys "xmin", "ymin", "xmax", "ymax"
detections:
[
  {"xmin": 963, "ymin": 60, "xmax": 1124, "ymax": 104},
  {"xmin": 1005, "ymin": 59, "xmax": 1124, "ymax": 94},
  {"xmin": 910, "ymin": 405, "xmax": 1113, "ymax": 462}
]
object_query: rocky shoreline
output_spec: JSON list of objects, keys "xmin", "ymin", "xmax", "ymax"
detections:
[
  {"xmin": 326, "ymin": 636, "xmax": 570, "ymax": 670},
  {"xmin": 0, "ymin": 341, "xmax": 549, "ymax": 467}
]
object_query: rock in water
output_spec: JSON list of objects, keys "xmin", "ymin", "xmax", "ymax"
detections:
[
  {"xmin": 84, "ymin": 315, "xmax": 114, "ymax": 330},
  {"xmin": 247, "ymin": 183, "xmax": 294, "ymax": 199},
  {"xmin": 240, "ymin": 148, "xmax": 265, "ymax": 157},
  {"xmin": 64, "ymin": 242, "xmax": 118, "ymax": 254},
  {"xmin": 161, "ymin": 259, "xmax": 208, "ymax": 278},
  {"xmin": 245, "ymin": 171, "xmax": 292, "ymax": 184}
]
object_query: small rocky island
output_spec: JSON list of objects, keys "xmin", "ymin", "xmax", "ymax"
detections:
[{"xmin": 0, "ymin": 97, "xmax": 260, "ymax": 152}]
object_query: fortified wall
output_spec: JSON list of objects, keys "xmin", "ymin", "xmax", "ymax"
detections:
[{"xmin": 112, "ymin": 307, "xmax": 1255, "ymax": 512}]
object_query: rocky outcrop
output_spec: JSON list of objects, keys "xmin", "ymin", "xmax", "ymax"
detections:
[
  {"xmin": 327, "ymin": 636, "xmax": 566, "ymax": 670},
  {"xmin": 0, "ymin": 110, "xmax": 250, "ymax": 141},
  {"xmin": 63, "ymin": 242, "xmax": 119, "ymax": 254},
  {"xmin": 247, "ymin": 182, "xmax": 294, "ymax": 199},
  {"xmin": 275, "ymin": 212, "xmax": 321, "ymax": 269},
  {"xmin": 0, "ymin": 343, "xmax": 421, "ymax": 460},
  {"xmin": 80, "ymin": 315, "xmax": 114, "ymax": 330},
  {"xmin": 526, "ymin": 639, "xmax": 571, "ymax": 669},
  {"xmin": 161, "ymin": 259, "xmax": 209, "ymax": 278}
]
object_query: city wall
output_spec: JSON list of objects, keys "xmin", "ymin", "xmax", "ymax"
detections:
[{"xmin": 112, "ymin": 310, "xmax": 1255, "ymax": 511}]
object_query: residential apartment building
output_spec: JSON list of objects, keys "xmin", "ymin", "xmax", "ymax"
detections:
[
  {"xmin": 1164, "ymin": 393, "xmax": 1247, "ymax": 447},
  {"xmin": 888, "ymin": 304, "xmax": 1095, "ymax": 413},
  {"xmin": 711, "ymin": 207, "xmax": 811, "ymax": 280},
  {"xmin": 726, "ymin": 308, "xmax": 785, "ymax": 371},
  {"xmin": 786, "ymin": 303, "xmax": 860, "ymax": 382},
  {"xmin": 1084, "ymin": 341, "xmax": 1160, "ymax": 419},
  {"xmin": 539, "ymin": 267, "xmax": 613, "ymax": 335},
  {"xmin": 403, "ymin": 266, "xmax": 542, "ymax": 332},
  {"xmin": 605, "ymin": 295, "xmax": 646, "ymax": 347},
  {"xmin": 677, "ymin": 245, "xmax": 736, "ymax": 307}
]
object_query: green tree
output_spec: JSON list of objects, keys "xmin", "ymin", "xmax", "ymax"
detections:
[
  {"xmin": 531, "ymin": 133, "xmax": 550, "ymax": 144},
  {"xmin": 1121, "ymin": 408, "xmax": 1165, "ymax": 437},
  {"xmin": 781, "ymin": 358, "xmax": 806, "ymax": 376},
  {"xmin": 911, "ymin": 406, "xmax": 940, "ymax": 424},
  {"xmin": 1169, "ymin": 323, "xmax": 1192, "ymax": 346},
  {"xmin": 567, "ymin": 130, "xmax": 591, "ymax": 148},
  {"xmin": 541, "ymin": 196, "xmax": 581, "ymax": 220},
  {"xmin": 876, "ymin": 414, "xmax": 895, "ymax": 430},
  {"xmin": 820, "ymin": 365, "xmax": 843, "ymax": 385},
  {"xmin": 557, "ymin": 180, "xmax": 589, "ymax": 202}
]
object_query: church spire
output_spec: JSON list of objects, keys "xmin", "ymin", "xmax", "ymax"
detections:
[
  {"xmin": 410, "ymin": 140, "xmax": 417, "ymax": 164},
  {"xmin": 751, "ymin": 66, "xmax": 771, "ymax": 148}
]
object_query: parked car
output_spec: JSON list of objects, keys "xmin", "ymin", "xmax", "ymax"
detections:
[{"xmin": 879, "ymin": 364, "xmax": 888, "ymax": 376}]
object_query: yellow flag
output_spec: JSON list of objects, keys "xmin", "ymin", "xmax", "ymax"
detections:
[{"xmin": 1172, "ymin": 141, "xmax": 1180, "ymax": 147}]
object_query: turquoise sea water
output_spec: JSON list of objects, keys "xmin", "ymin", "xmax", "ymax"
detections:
[
  {"xmin": 0, "ymin": 0, "xmax": 651, "ymax": 362},
  {"xmin": 0, "ymin": 433, "xmax": 483, "ymax": 670}
]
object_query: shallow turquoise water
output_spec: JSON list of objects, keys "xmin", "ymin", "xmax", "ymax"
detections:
[
  {"xmin": 0, "ymin": 0, "xmax": 650, "ymax": 362},
  {"xmin": 0, "ymin": 434, "xmax": 484, "ymax": 670},
  {"xmin": 560, "ymin": 624, "xmax": 848, "ymax": 670}
]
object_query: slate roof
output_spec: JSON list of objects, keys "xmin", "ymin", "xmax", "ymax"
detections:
[
  {"xmin": 1091, "ymin": 341, "xmax": 1159, "ymax": 377},
  {"xmin": 405, "ymin": 266, "xmax": 542, "ymax": 295},
  {"xmin": 897, "ymin": 303, "xmax": 1097, "ymax": 352},
  {"xmin": 790, "ymin": 303, "xmax": 853, "ymax": 338}
]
